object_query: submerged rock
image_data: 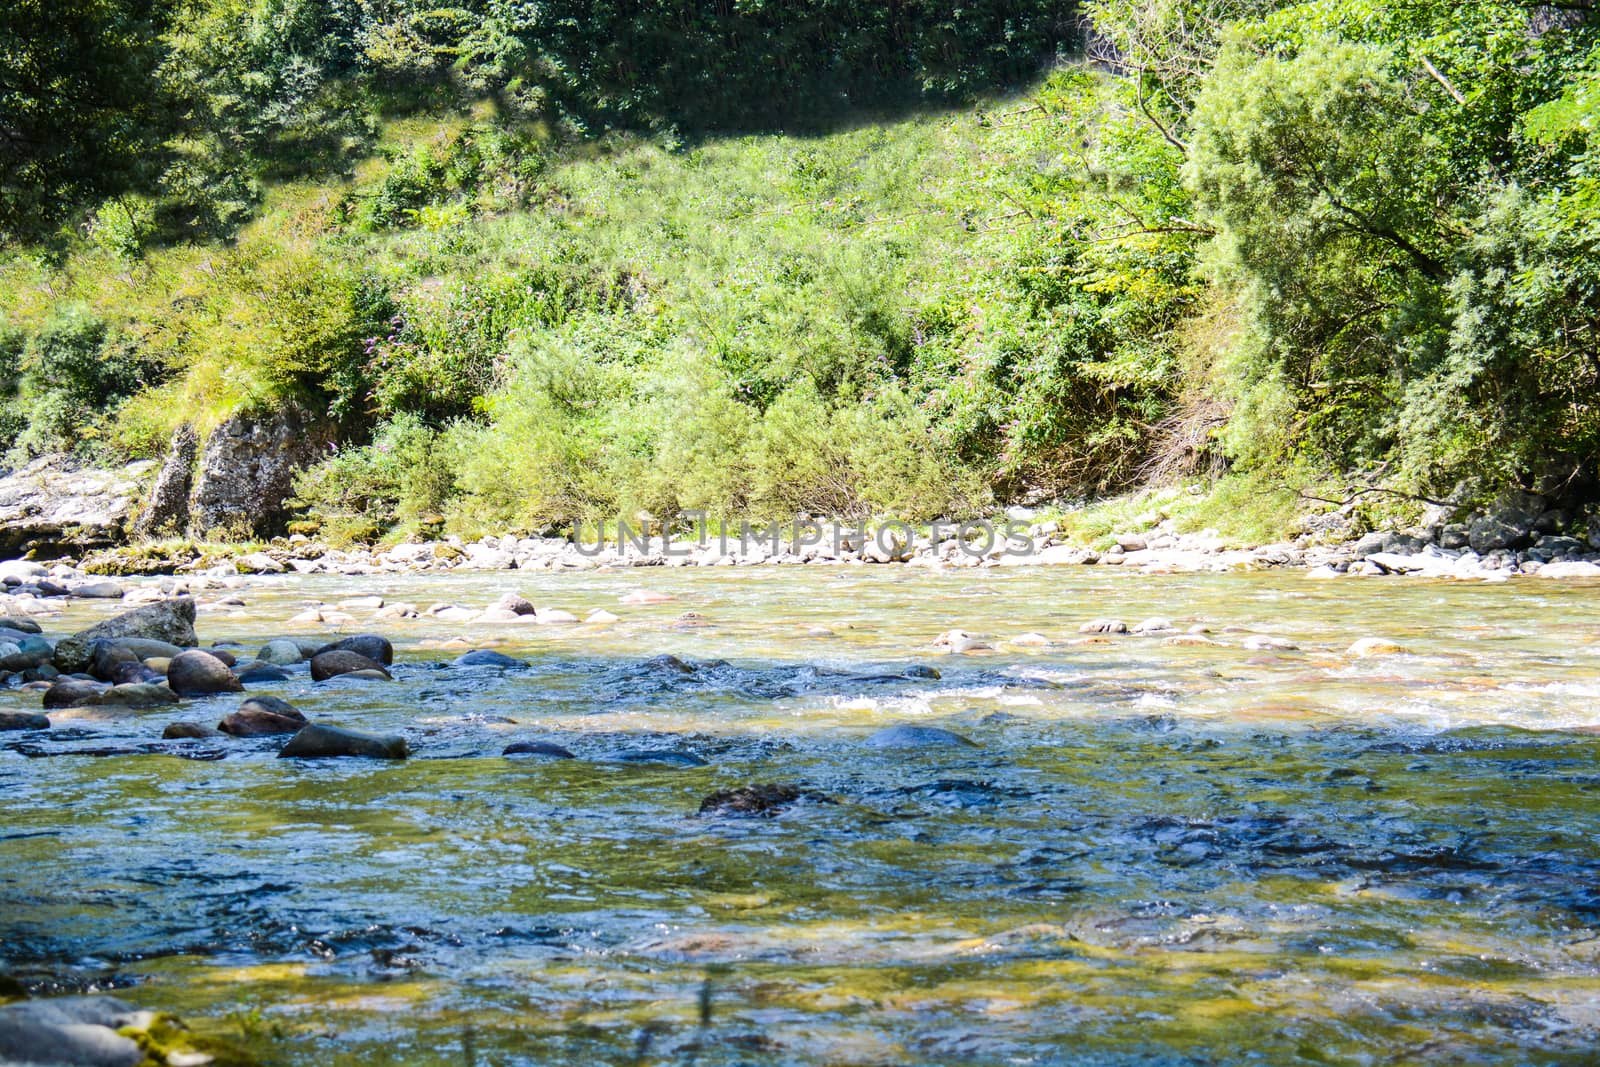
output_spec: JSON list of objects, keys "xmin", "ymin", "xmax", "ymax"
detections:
[
  {"xmin": 1347, "ymin": 637, "xmax": 1410, "ymax": 658},
  {"xmin": 279, "ymin": 723, "xmax": 408, "ymax": 760},
  {"xmin": 454, "ymin": 649, "xmax": 529, "ymax": 668},
  {"xmin": 42, "ymin": 679, "xmax": 106, "ymax": 709},
  {"xmin": 219, "ymin": 696, "xmax": 307, "ymax": 736},
  {"xmin": 698, "ymin": 784, "xmax": 831, "ymax": 817},
  {"xmin": 315, "ymin": 633, "xmax": 394, "ymax": 666},
  {"xmin": 166, "ymin": 649, "xmax": 244, "ymax": 697},
  {"xmin": 52, "ymin": 599, "xmax": 197, "ymax": 673},
  {"xmin": 0, "ymin": 710, "xmax": 49, "ymax": 731},
  {"xmin": 234, "ymin": 661, "xmax": 291, "ymax": 684},
  {"xmin": 612, "ymin": 749, "xmax": 709, "ymax": 767},
  {"xmin": 96, "ymin": 682, "xmax": 180, "ymax": 707},
  {"xmin": 310, "ymin": 649, "xmax": 392, "ymax": 681},
  {"xmin": 163, "ymin": 721, "xmax": 223, "ymax": 740},
  {"xmin": 864, "ymin": 724, "xmax": 978, "ymax": 749},
  {"xmin": 503, "ymin": 740, "xmax": 576, "ymax": 759}
]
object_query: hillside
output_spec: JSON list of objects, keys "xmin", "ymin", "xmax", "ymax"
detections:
[{"xmin": 1, "ymin": 0, "xmax": 1598, "ymax": 550}]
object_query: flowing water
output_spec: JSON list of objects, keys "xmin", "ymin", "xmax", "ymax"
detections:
[{"xmin": 6, "ymin": 568, "xmax": 1600, "ymax": 1064}]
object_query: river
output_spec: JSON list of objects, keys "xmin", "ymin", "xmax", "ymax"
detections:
[{"xmin": 5, "ymin": 567, "xmax": 1600, "ymax": 1064}]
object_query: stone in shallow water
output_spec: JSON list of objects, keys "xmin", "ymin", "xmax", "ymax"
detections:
[
  {"xmin": 278, "ymin": 723, "xmax": 408, "ymax": 760},
  {"xmin": 1347, "ymin": 637, "xmax": 1409, "ymax": 658},
  {"xmin": 864, "ymin": 724, "xmax": 978, "ymax": 749},
  {"xmin": 612, "ymin": 749, "xmax": 709, "ymax": 767},
  {"xmin": 52, "ymin": 599, "xmax": 197, "ymax": 673},
  {"xmin": 0, "ymin": 710, "xmax": 49, "ymax": 731},
  {"xmin": 315, "ymin": 633, "xmax": 394, "ymax": 666},
  {"xmin": 220, "ymin": 696, "xmax": 308, "ymax": 736},
  {"xmin": 0, "ymin": 999, "xmax": 141, "ymax": 1066},
  {"xmin": 96, "ymin": 682, "xmax": 180, "ymax": 707},
  {"xmin": 504, "ymin": 740, "xmax": 576, "ymax": 759},
  {"xmin": 42, "ymin": 679, "xmax": 106, "ymax": 709},
  {"xmin": 163, "ymin": 721, "xmax": 222, "ymax": 739},
  {"xmin": 310, "ymin": 650, "xmax": 391, "ymax": 681},
  {"xmin": 698, "ymin": 783, "xmax": 831, "ymax": 817},
  {"xmin": 166, "ymin": 649, "xmax": 244, "ymax": 697},
  {"xmin": 455, "ymin": 649, "xmax": 529, "ymax": 668},
  {"xmin": 257, "ymin": 637, "xmax": 308, "ymax": 665}
]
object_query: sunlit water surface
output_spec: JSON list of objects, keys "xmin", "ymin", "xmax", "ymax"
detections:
[{"xmin": 6, "ymin": 567, "xmax": 1600, "ymax": 1064}]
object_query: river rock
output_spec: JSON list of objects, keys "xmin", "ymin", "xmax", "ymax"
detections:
[
  {"xmin": 698, "ymin": 783, "xmax": 829, "ymax": 817},
  {"xmin": 620, "ymin": 590, "xmax": 675, "ymax": 605},
  {"xmin": 97, "ymin": 682, "xmax": 180, "ymax": 707},
  {"xmin": 586, "ymin": 609, "xmax": 620, "ymax": 624},
  {"xmin": 68, "ymin": 580, "xmax": 125, "ymax": 599},
  {"xmin": 0, "ymin": 710, "xmax": 50, "ymax": 730},
  {"xmin": 220, "ymin": 696, "xmax": 307, "ymax": 736},
  {"xmin": 310, "ymin": 650, "xmax": 391, "ymax": 681},
  {"xmin": 315, "ymin": 634, "xmax": 394, "ymax": 666},
  {"xmin": 535, "ymin": 608, "xmax": 579, "ymax": 624},
  {"xmin": 504, "ymin": 740, "xmax": 576, "ymax": 758},
  {"xmin": 166, "ymin": 649, "xmax": 244, "ymax": 697},
  {"xmin": 492, "ymin": 592, "xmax": 536, "ymax": 616},
  {"xmin": 865, "ymin": 724, "xmax": 978, "ymax": 749},
  {"xmin": 0, "ymin": 635, "xmax": 54, "ymax": 673},
  {"xmin": 118, "ymin": 637, "xmax": 185, "ymax": 661},
  {"xmin": 53, "ymin": 599, "xmax": 198, "ymax": 673},
  {"xmin": 257, "ymin": 637, "xmax": 309, "ymax": 665},
  {"xmin": 42, "ymin": 679, "xmax": 106, "ymax": 709},
  {"xmin": 1347, "ymin": 637, "xmax": 1409, "ymax": 657},
  {"xmin": 1538, "ymin": 561, "xmax": 1600, "ymax": 579},
  {"xmin": 1079, "ymin": 619, "xmax": 1128, "ymax": 634},
  {"xmin": 613, "ymin": 749, "xmax": 709, "ymax": 767},
  {"xmin": 163, "ymin": 721, "xmax": 222, "ymax": 739},
  {"xmin": 88, "ymin": 641, "xmax": 139, "ymax": 681},
  {"xmin": 0, "ymin": 617, "xmax": 43, "ymax": 635},
  {"xmin": 0, "ymin": 995, "xmax": 146, "ymax": 1067},
  {"xmin": 1242, "ymin": 635, "xmax": 1298, "ymax": 652},
  {"xmin": 234, "ymin": 661, "xmax": 291, "ymax": 684},
  {"xmin": 278, "ymin": 723, "xmax": 408, "ymax": 759},
  {"xmin": 934, "ymin": 629, "xmax": 992, "ymax": 653},
  {"xmin": 236, "ymin": 551, "xmax": 285, "ymax": 574},
  {"xmin": 455, "ymin": 649, "xmax": 529, "ymax": 668},
  {"xmin": 1133, "ymin": 617, "xmax": 1175, "ymax": 634}
]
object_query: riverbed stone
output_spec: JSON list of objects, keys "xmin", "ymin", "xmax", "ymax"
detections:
[
  {"xmin": 220, "ymin": 695, "xmax": 307, "ymax": 736},
  {"xmin": 535, "ymin": 608, "xmax": 579, "ymax": 624},
  {"xmin": 42, "ymin": 679, "xmax": 107, "ymax": 709},
  {"xmin": 865, "ymin": 724, "xmax": 978, "ymax": 749},
  {"xmin": 234, "ymin": 661, "xmax": 292, "ymax": 684},
  {"xmin": 310, "ymin": 649, "xmax": 392, "ymax": 681},
  {"xmin": 0, "ymin": 710, "xmax": 50, "ymax": 730},
  {"xmin": 1538, "ymin": 560, "xmax": 1600, "ymax": 579},
  {"xmin": 698, "ymin": 783, "xmax": 829, "ymax": 817},
  {"xmin": 1348, "ymin": 637, "xmax": 1409, "ymax": 657},
  {"xmin": 163, "ymin": 721, "xmax": 223, "ymax": 739},
  {"xmin": 97, "ymin": 682, "xmax": 180, "ymax": 707},
  {"xmin": 1242, "ymin": 635, "xmax": 1298, "ymax": 652},
  {"xmin": 166, "ymin": 649, "xmax": 244, "ymax": 697},
  {"xmin": 68, "ymin": 580, "xmax": 125, "ymax": 599},
  {"xmin": 0, "ymin": 635, "xmax": 54, "ymax": 673},
  {"xmin": 315, "ymin": 633, "xmax": 394, "ymax": 666},
  {"xmin": 256, "ymin": 638, "xmax": 307, "ymax": 665},
  {"xmin": 0, "ymin": 995, "xmax": 145, "ymax": 1067},
  {"xmin": 504, "ymin": 739, "xmax": 576, "ymax": 758},
  {"xmin": 52, "ymin": 598, "xmax": 198, "ymax": 673},
  {"xmin": 88, "ymin": 640, "xmax": 140, "ymax": 681},
  {"xmin": 455, "ymin": 649, "xmax": 529, "ymax": 668},
  {"xmin": 492, "ymin": 592, "xmax": 536, "ymax": 616},
  {"xmin": 1079, "ymin": 619, "xmax": 1128, "ymax": 634},
  {"xmin": 278, "ymin": 723, "xmax": 408, "ymax": 759}
]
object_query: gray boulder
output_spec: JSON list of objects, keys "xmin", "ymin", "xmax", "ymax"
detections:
[
  {"xmin": 504, "ymin": 740, "xmax": 575, "ymax": 758},
  {"xmin": 0, "ymin": 635, "xmax": 54, "ymax": 673},
  {"xmin": 0, "ymin": 711, "xmax": 49, "ymax": 731},
  {"xmin": 166, "ymin": 649, "xmax": 243, "ymax": 697},
  {"xmin": 0, "ymin": 995, "xmax": 144, "ymax": 1067},
  {"xmin": 315, "ymin": 634, "xmax": 393, "ymax": 666},
  {"xmin": 219, "ymin": 696, "xmax": 307, "ymax": 736},
  {"xmin": 96, "ymin": 682, "xmax": 179, "ymax": 708},
  {"xmin": 52, "ymin": 599, "xmax": 197, "ymax": 673},
  {"xmin": 190, "ymin": 401, "xmax": 331, "ymax": 538},
  {"xmin": 864, "ymin": 724, "xmax": 978, "ymax": 749},
  {"xmin": 455, "ymin": 650, "xmax": 528, "ymax": 668},
  {"xmin": 133, "ymin": 423, "xmax": 198, "ymax": 539},
  {"xmin": 310, "ymin": 650, "xmax": 391, "ymax": 681},
  {"xmin": 278, "ymin": 723, "xmax": 408, "ymax": 760},
  {"xmin": 257, "ymin": 637, "xmax": 309, "ymax": 665},
  {"xmin": 42, "ymin": 680, "xmax": 106, "ymax": 709}
]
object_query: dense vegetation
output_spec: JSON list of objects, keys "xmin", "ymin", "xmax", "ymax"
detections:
[{"xmin": 1, "ymin": 0, "xmax": 1596, "ymax": 543}]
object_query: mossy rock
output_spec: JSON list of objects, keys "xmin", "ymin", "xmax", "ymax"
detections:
[{"xmin": 123, "ymin": 1012, "xmax": 257, "ymax": 1067}]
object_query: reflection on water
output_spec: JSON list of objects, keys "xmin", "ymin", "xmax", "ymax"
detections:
[{"xmin": 6, "ymin": 568, "xmax": 1600, "ymax": 1063}]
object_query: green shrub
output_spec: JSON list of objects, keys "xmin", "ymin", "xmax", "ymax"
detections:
[{"xmin": 289, "ymin": 414, "xmax": 456, "ymax": 544}]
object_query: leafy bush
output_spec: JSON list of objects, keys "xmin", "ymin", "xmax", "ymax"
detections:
[{"xmin": 290, "ymin": 413, "xmax": 455, "ymax": 544}]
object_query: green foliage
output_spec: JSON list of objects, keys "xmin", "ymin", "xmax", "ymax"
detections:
[{"xmin": 289, "ymin": 413, "xmax": 455, "ymax": 544}]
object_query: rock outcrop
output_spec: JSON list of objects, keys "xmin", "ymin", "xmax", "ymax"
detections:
[
  {"xmin": 132, "ymin": 424, "xmax": 197, "ymax": 538},
  {"xmin": 190, "ymin": 402, "xmax": 331, "ymax": 539},
  {"xmin": 0, "ymin": 456, "xmax": 156, "ymax": 560}
]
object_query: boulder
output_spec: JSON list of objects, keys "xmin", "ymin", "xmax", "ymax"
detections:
[
  {"xmin": 454, "ymin": 650, "xmax": 529, "ymax": 668},
  {"xmin": 68, "ymin": 581, "xmax": 125, "ymax": 599},
  {"xmin": 118, "ymin": 638, "xmax": 185, "ymax": 661},
  {"xmin": 0, "ymin": 617, "xmax": 43, "ymax": 635},
  {"xmin": 492, "ymin": 592, "xmax": 536, "ymax": 616},
  {"xmin": 0, "ymin": 995, "xmax": 145, "ymax": 1067},
  {"xmin": 503, "ymin": 740, "xmax": 576, "ymax": 759},
  {"xmin": 278, "ymin": 723, "xmax": 408, "ymax": 760},
  {"xmin": 1079, "ymin": 619, "xmax": 1128, "ymax": 635},
  {"xmin": 315, "ymin": 634, "xmax": 393, "ymax": 666},
  {"xmin": 257, "ymin": 637, "xmax": 309, "ymax": 665},
  {"xmin": 42, "ymin": 679, "xmax": 106, "ymax": 709},
  {"xmin": 166, "ymin": 649, "xmax": 244, "ymax": 697},
  {"xmin": 309, "ymin": 650, "xmax": 391, "ymax": 681},
  {"xmin": 219, "ymin": 696, "xmax": 307, "ymax": 736},
  {"xmin": 133, "ymin": 423, "xmax": 198, "ymax": 538},
  {"xmin": 96, "ymin": 682, "xmax": 179, "ymax": 707},
  {"xmin": 163, "ymin": 721, "xmax": 222, "ymax": 739},
  {"xmin": 53, "ymin": 599, "xmax": 197, "ymax": 673},
  {"xmin": 88, "ymin": 641, "xmax": 140, "ymax": 682},
  {"xmin": 190, "ymin": 401, "xmax": 333, "ymax": 538},
  {"xmin": 1347, "ymin": 637, "xmax": 1409, "ymax": 658},
  {"xmin": 235, "ymin": 552, "xmax": 285, "ymax": 574},
  {"xmin": 235, "ymin": 662, "xmax": 291, "ymax": 684},
  {"xmin": 864, "ymin": 724, "xmax": 978, "ymax": 749},
  {"xmin": 0, "ymin": 710, "xmax": 50, "ymax": 731},
  {"xmin": 0, "ymin": 635, "xmax": 54, "ymax": 673},
  {"xmin": 0, "ymin": 456, "xmax": 157, "ymax": 560}
]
